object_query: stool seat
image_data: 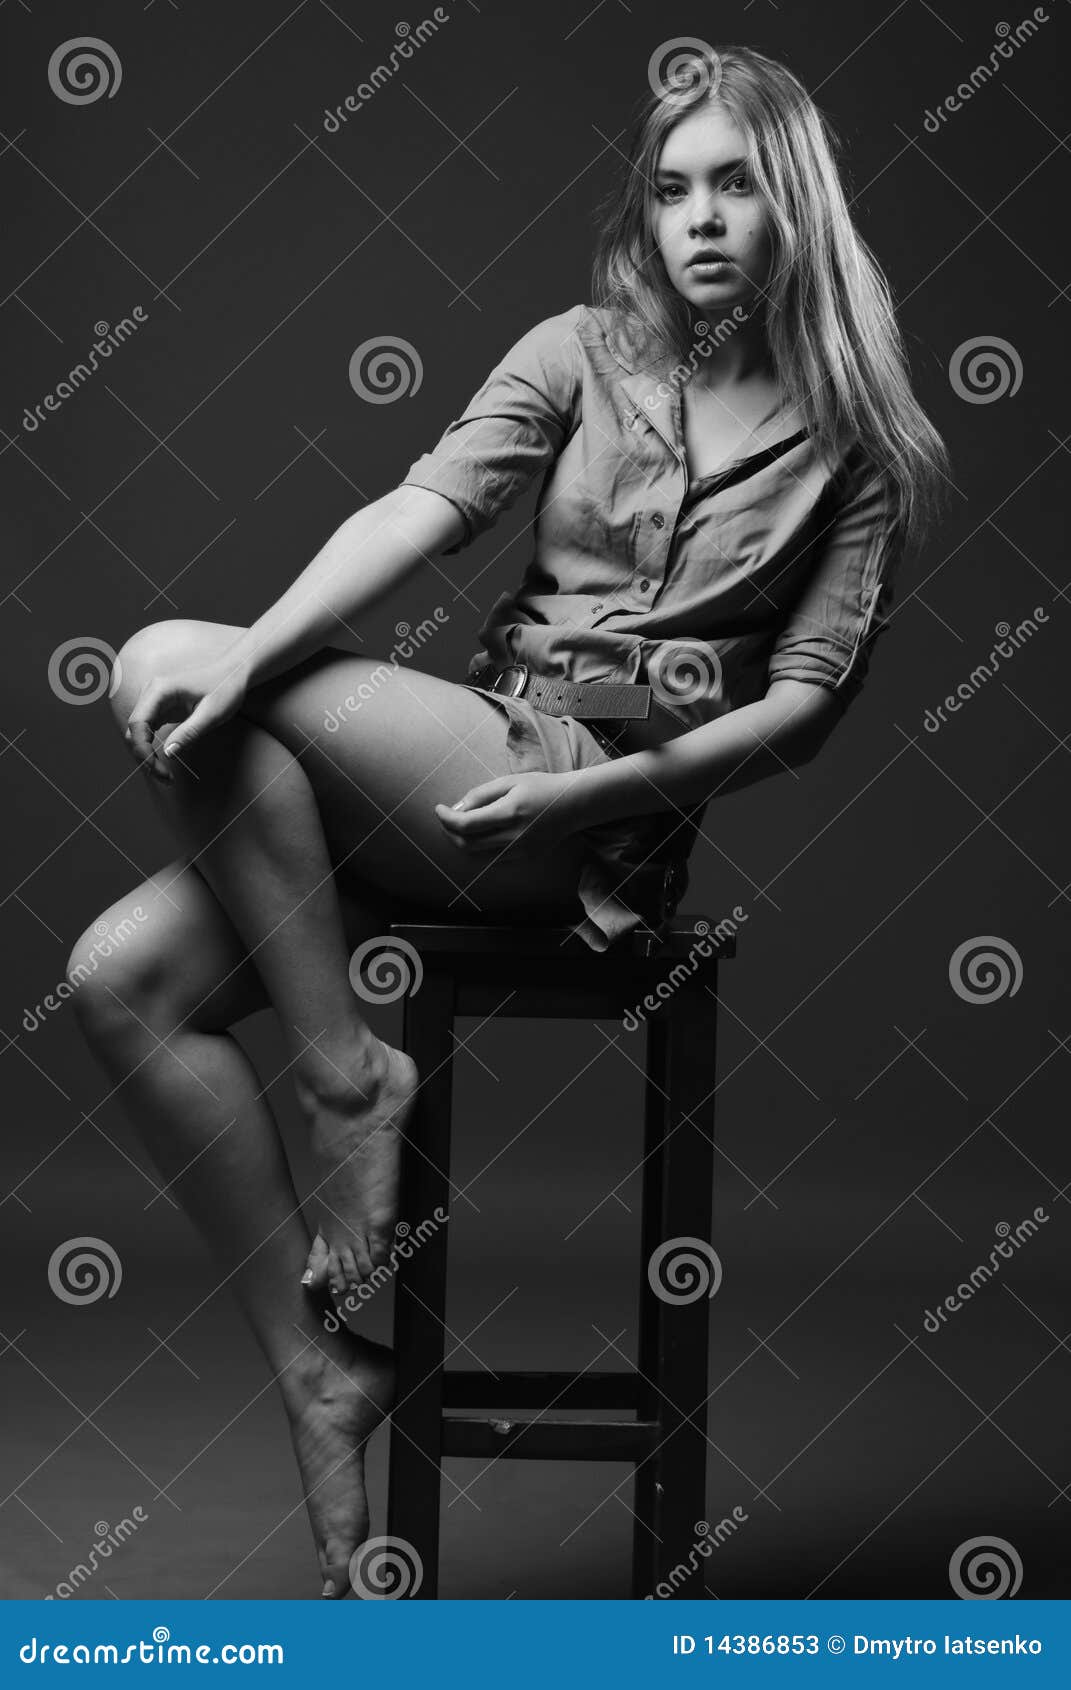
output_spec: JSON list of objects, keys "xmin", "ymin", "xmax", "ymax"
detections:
[{"xmin": 377, "ymin": 915, "xmax": 733, "ymax": 1598}]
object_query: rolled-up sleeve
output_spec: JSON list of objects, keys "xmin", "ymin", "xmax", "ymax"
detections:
[
  {"xmin": 399, "ymin": 303, "xmax": 584, "ymax": 554},
  {"xmin": 766, "ymin": 459, "xmax": 905, "ymax": 712}
]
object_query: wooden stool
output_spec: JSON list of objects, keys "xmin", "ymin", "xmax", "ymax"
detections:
[{"xmin": 382, "ymin": 917, "xmax": 733, "ymax": 1598}]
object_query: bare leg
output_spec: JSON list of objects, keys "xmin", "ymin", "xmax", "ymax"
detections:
[
  {"xmin": 107, "ymin": 621, "xmax": 587, "ymax": 1298},
  {"xmin": 67, "ymin": 859, "xmax": 400, "ymax": 1597}
]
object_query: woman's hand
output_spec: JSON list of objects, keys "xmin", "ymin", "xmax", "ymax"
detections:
[
  {"xmin": 124, "ymin": 653, "xmax": 252, "ymax": 783},
  {"xmin": 434, "ymin": 771, "xmax": 582, "ymax": 857}
]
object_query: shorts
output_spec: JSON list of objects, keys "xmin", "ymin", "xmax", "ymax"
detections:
[{"xmin": 461, "ymin": 684, "xmax": 699, "ymax": 953}]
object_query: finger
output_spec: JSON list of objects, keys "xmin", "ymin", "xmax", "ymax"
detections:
[
  {"xmin": 435, "ymin": 798, "xmax": 511, "ymax": 837},
  {"xmin": 161, "ymin": 695, "xmax": 217, "ymax": 761},
  {"xmin": 454, "ymin": 776, "xmax": 516, "ymax": 810},
  {"xmin": 126, "ymin": 684, "xmax": 167, "ymax": 764}
]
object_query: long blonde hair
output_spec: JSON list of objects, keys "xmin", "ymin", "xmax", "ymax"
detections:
[{"xmin": 591, "ymin": 44, "xmax": 950, "ymax": 550}]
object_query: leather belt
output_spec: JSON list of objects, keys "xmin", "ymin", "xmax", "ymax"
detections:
[{"xmin": 467, "ymin": 660, "xmax": 685, "ymax": 757}]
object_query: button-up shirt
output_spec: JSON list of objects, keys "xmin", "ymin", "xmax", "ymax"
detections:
[{"xmin": 401, "ymin": 302, "xmax": 904, "ymax": 728}]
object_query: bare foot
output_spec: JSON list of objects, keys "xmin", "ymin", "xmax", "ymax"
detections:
[
  {"xmin": 284, "ymin": 1334, "xmax": 395, "ymax": 1598},
  {"xmin": 298, "ymin": 1039, "xmax": 420, "ymax": 1293}
]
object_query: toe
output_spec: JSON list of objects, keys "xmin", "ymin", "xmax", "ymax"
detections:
[
  {"xmin": 338, "ymin": 1245, "xmax": 360, "ymax": 1289},
  {"xmin": 302, "ymin": 1231, "xmax": 330, "ymax": 1290},
  {"xmin": 326, "ymin": 1249, "xmax": 347, "ymax": 1296},
  {"xmin": 368, "ymin": 1229, "xmax": 393, "ymax": 1269}
]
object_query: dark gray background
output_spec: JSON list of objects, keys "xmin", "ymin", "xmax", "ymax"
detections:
[{"xmin": 1, "ymin": 0, "xmax": 1068, "ymax": 1600}]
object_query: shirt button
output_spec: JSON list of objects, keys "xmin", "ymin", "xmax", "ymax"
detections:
[
  {"xmin": 650, "ymin": 512, "xmax": 665, "ymax": 528},
  {"xmin": 638, "ymin": 580, "xmax": 650, "ymax": 592}
]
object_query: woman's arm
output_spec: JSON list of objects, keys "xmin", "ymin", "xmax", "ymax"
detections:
[
  {"xmin": 562, "ymin": 680, "xmax": 842, "ymax": 829},
  {"xmin": 221, "ymin": 484, "xmax": 466, "ymax": 688}
]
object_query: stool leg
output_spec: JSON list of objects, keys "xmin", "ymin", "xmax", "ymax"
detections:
[
  {"xmin": 632, "ymin": 969, "xmax": 720, "ymax": 1598},
  {"xmin": 386, "ymin": 964, "xmax": 456, "ymax": 1600}
]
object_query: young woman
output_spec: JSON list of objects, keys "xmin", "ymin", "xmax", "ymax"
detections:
[{"xmin": 66, "ymin": 44, "xmax": 948, "ymax": 1597}]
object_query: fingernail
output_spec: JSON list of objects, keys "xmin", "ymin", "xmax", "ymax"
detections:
[
  {"xmin": 300, "ymin": 1270, "xmax": 313, "ymax": 1285},
  {"xmin": 321, "ymin": 1581, "xmax": 334, "ymax": 1598},
  {"xmin": 163, "ymin": 742, "xmax": 178, "ymax": 758}
]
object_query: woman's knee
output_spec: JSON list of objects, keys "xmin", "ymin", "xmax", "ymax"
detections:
[
  {"xmin": 66, "ymin": 860, "xmax": 267, "ymax": 1042},
  {"xmin": 66, "ymin": 897, "xmax": 171, "ymax": 1039},
  {"xmin": 108, "ymin": 618, "xmax": 247, "ymax": 721}
]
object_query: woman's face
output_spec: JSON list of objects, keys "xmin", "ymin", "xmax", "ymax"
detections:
[{"xmin": 650, "ymin": 103, "xmax": 773, "ymax": 314}]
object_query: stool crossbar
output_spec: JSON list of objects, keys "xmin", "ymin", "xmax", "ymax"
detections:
[{"xmin": 383, "ymin": 918, "xmax": 733, "ymax": 1598}]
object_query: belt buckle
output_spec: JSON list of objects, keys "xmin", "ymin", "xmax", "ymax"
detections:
[{"xmin": 491, "ymin": 662, "xmax": 528, "ymax": 699}]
